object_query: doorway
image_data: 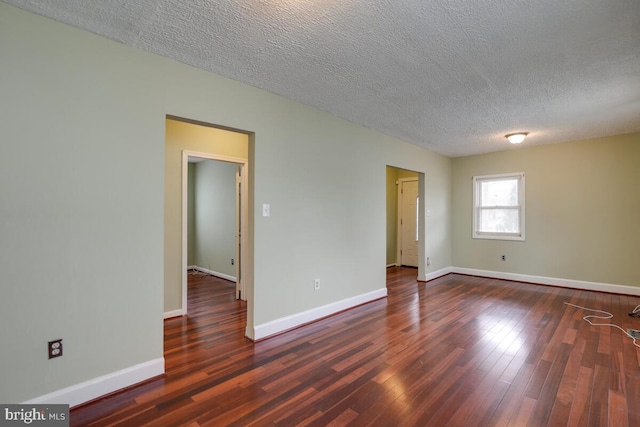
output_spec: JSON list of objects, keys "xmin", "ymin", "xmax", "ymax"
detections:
[
  {"xmin": 186, "ymin": 156, "xmax": 245, "ymax": 298},
  {"xmin": 398, "ymin": 178, "xmax": 419, "ymax": 267},
  {"xmin": 165, "ymin": 116, "xmax": 251, "ymax": 324},
  {"xmin": 182, "ymin": 151, "xmax": 248, "ymax": 312},
  {"xmin": 386, "ymin": 166, "xmax": 423, "ymax": 273}
]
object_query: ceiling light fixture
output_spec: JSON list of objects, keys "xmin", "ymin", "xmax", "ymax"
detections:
[{"xmin": 505, "ymin": 132, "xmax": 528, "ymax": 144}]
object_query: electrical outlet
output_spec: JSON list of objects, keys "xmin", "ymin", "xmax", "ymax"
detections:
[
  {"xmin": 231, "ymin": 258, "xmax": 234, "ymax": 265},
  {"xmin": 314, "ymin": 278, "xmax": 320, "ymax": 291},
  {"xmin": 627, "ymin": 329, "xmax": 640, "ymax": 339},
  {"xmin": 501, "ymin": 255, "xmax": 506, "ymax": 261},
  {"xmin": 426, "ymin": 257, "xmax": 431, "ymax": 266},
  {"xmin": 48, "ymin": 339, "xmax": 63, "ymax": 359}
]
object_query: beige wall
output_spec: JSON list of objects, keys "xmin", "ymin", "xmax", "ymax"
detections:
[
  {"xmin": 165, "ymin": 119, "xmax": 248, "ymax": 311},
  {"xmin": 452, "ymin": 132, "xmax": 640, "ymax": 286}
]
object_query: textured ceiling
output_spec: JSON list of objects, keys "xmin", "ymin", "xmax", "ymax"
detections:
[{"xmin": 6, "ymin": 0, "xmax": 639, "ymax": 157}]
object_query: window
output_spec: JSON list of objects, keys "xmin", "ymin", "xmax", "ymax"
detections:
[{"xmin": 473, "ymin": 173, "xmax": 525, "ymax": 241}]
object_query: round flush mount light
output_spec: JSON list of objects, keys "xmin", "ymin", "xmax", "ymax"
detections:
[{"xmin": 505, "ymin": 132, "xmax": 528, "ymax": 144}]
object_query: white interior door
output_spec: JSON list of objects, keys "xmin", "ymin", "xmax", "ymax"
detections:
[{"xmin": 400, "ymin": 179, "xmax": 419, "ymax": 267}]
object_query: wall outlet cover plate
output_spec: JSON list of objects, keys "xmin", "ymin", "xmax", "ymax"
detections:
[{"xmin": 627, "ymin": 329, "xmax": 640, "ymax": 339}]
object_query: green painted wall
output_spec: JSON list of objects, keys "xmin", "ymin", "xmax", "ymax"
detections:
[
  {"xmin": 187, "ymin": 164, "xmax": 197, "ymax": 266},
  {"xmin": 452, "ymin": 132, "xmax": 640, "ymax": 286},
  {"xmin": 191, "ymin": 160, "xmax": 238, "ymax": 277},
  {"xmin": 0, "ymin": 4, "xmax": 451, "ymax": 403}
]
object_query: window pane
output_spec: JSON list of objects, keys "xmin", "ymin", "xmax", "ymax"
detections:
[
  {"xmin": 480, "ymin": 179, "xmax": 518, "ymax": 206},
  {"xmin": 479, "ymin": 209, "xmax": 519, "ymax": 233}
]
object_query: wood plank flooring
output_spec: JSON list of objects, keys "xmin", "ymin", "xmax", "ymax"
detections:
[{"xmin": 71, "ymin": 268, "xmax": 640, "ymax": 426}]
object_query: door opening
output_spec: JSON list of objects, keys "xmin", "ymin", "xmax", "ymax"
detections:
[
  {"xmin": 398, "ymin": 178, "xmax": 419, "ymax": 267},
  {"xmin": 386, "ymin": 166, "xmax": 426, "ymax": 279},
  {"xmin": 182, "ymin": 151, "xmax": 248, "ymax": 313}
]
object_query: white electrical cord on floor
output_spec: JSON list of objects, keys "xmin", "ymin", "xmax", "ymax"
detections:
[{"xmin": 564, "ymin": 302, "xmax": 640, "ymax": 349}]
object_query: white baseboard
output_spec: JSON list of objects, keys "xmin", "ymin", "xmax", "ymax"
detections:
[
  {"xmin": 421, "ymin": 266, "xmax": 454, "ymax": 282},
  {"xmin": 452, "ymin": 267, "xmax": 640, "ymax": 296},
  {"xmin": 252, "ymin": 288, "xmax": 387, "ymax": 341},
  {"xmin": 23, "ymin": 358, "xmax": 165, "ymax": 408},
  {"xmin": 189, "ymin": 266, "xmax": 236, "ymax": 283},
  {"xmin": 386, "ymin": 263, "xmax": 397, "ymax": 268},
  {"xmin": 164, "ymin": 309, "xmax": 185, "ymax": 319}
]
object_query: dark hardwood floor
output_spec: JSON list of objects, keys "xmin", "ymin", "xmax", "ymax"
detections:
[{"xmin": 71, "ymin": 268, "xmax": 640, "ymax": 426}]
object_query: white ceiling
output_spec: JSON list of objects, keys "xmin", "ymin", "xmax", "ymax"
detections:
[{"xmin": 7, "ymin": 0, "xmax": 639, "ymax": 157}]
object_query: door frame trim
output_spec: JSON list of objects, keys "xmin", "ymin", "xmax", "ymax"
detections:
[{"xmin": 181, "ymin": 150, "xmax": 249, "ymax": 314}]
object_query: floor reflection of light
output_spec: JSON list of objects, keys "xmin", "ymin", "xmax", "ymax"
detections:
[
  {"xmin": 380, "ymin": 373, "xmax": 409, "ymax": 408},
  {"xmin": 408, "ymin": 293, "xmax": 420, "ymax": 325},
  {"xmin": 386, "ymin": 292, "xmax": 421, "ymax": 331},
  {"xmin": 478, "ymin": 314, "xmax": 528, "ymax": 355}
]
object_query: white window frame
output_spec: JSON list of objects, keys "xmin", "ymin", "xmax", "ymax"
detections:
[{"xmin": 472, "ymin": 172, "xmax": 525, "ymax": 241}]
